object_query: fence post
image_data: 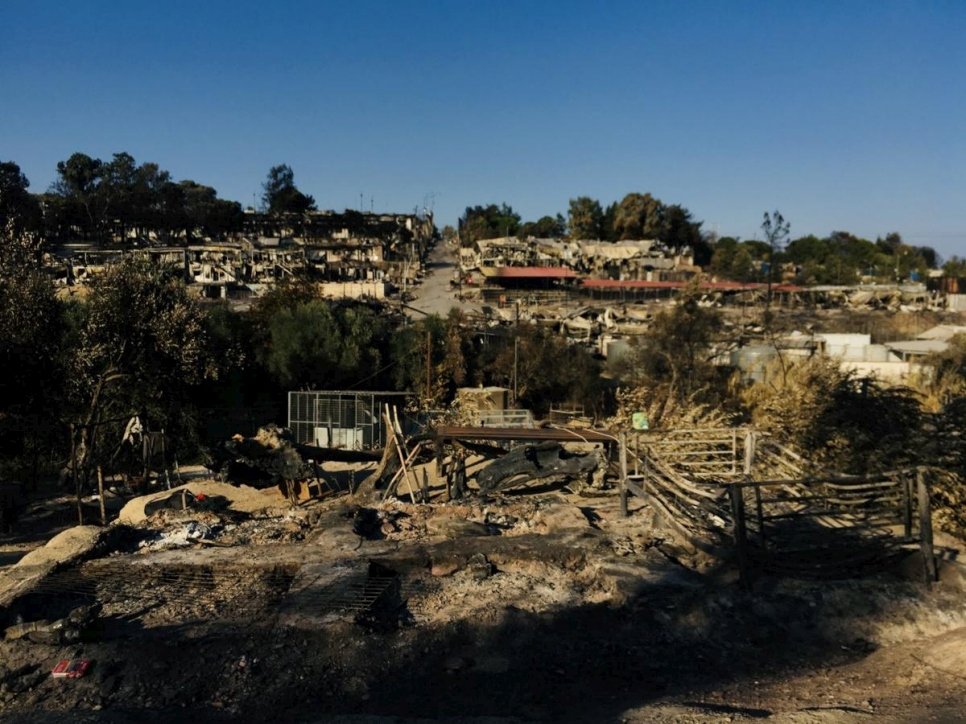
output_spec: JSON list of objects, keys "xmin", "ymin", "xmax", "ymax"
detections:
[
  {"xmin": 634, "ymin": 432, "xmax": 639, "ymax": 476},
  {"xmin": 732, "ymin": 429, "xmax": 737, "ymax": 476},
  {"xmin": 753, "ymin": 485, "xmax": 766, "ymax": 550},
  {"xmin": 729, "ymin": 483, "xmax": 751, "ymax": 588},
  {"xmin": 743, "ymin": 430, "xmax": 756, "ymax": 476},
  {"xmin": 917, "ymin": 467, "xmax": 938, "ymax": 584},
  {"xmin": 619, "ymin": 432, "xmax": 628, "ymax": 517},
  {"xmin": 902, "ymin": 471, "xmax": 913, "ymax": 539}
]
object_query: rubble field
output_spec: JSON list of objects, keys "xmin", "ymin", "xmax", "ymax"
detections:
[{"xmin": 1, "ymin": 476, "xmax": 965, "ymax": 723}]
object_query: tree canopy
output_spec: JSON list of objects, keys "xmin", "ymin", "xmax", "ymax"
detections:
[
  {"xmin": 519, "ymin": 214, "xmax": 566, "ymax": 239},
  {"xmin": 44, "ymin": 151, "xmax": 242, "ymax": 244},
  {"xmin": 0, "ymin": 161, "xmax": 42, "ymax": 237},
  {"xmin": 567, "ymin": 197, "xmax": 605, "ymax": 239},
  {"xmin": 262, "ymin": 164, "xmax": 316, "ymax": 215},
  {"xmin": 459, "ymin": 204, "xmax": 521, "ymax": 244}
]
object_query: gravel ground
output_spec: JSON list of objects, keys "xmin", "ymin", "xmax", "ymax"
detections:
[{"xmin": 1, "ymin": 485, "xmax": 965, "ymax": 722}]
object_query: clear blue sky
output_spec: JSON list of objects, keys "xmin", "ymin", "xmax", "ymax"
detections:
[{"xmin": 2, "ymin": 1, "xmax": 965, "ymax": 258}]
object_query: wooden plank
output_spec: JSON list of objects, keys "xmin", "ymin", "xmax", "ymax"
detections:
[
  {"xmin": 762, "ymin": 509, "xmax": 902, "ymax": 522},
  {"xmin": 625, "ymin": 480, "xmax": 646, "ymax": 498},
  {"xmin": 824, "ymin": 481, "xmax": 903, "ymax": 492},
  {"xmin": 385, "ymin": 405, "xmax": 420, "ymax": 505},
  {"xmin": 647, "ymin": 457, "xmax": 722, "ymax": 500},
  {"xmin": 646, "ymin": 472, "xmax": 708, "ymax": 510},
  {"xmin": 619, "ymin": 433, "xmax": 628, "ymax": 517},
  {"xmin": 383, "ymin": 441, "xmax": 424, "ymax": 499},
  {"xmin": 383, "ymin": 408, "xmax": 418, "ymax": 504},
  {"xmin": 436, "ymin": 426, "xmax": 616, "ymax": 443},
  {"xmin": 732, "ymin": 472, "xmax": 905, "ymax": 489}
]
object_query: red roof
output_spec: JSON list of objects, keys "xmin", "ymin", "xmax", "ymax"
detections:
[
  {"xmin": 581, "ymin": 279, "xmax": 683, "ymax": 289},
  {"xmin": 580, "ymin": 279, "xmax": 805, "ymax": 292},
  {"xmin": 494, "ymin": 266, "xmax": 579, "ymax": 279}
]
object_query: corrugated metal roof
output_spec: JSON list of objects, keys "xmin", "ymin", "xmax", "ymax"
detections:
[
  {"xmin": 916, "ymin": 324, "xmax": 966, "ymax": 341},
  {"xmin": 579, "ymin": 279, "xmax": 804, "ymax": 292},
  {"xmin": 580, "ymin": 279, "xmax": 682, "ymax": 289},
  {"xmin": 885, "ymin": 339, "xmax": 949, "ymax": 355}
]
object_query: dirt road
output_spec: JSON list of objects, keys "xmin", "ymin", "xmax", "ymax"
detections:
[{"xmin": 406, "ymin": 240, "xmax": 482, "ymax": 318}]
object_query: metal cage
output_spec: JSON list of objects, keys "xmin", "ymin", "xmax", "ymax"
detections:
[{"xmin": 287, "ymin": 391, "xmax": 411, "ymax": 450}]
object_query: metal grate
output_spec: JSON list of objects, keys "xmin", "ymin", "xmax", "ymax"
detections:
[
  {"xmin": 287, "ymin": 391, "xmax": 411, "ymax": 449},
  {"xmin": 314, "ymin": 573, "xmax": 397, "ymax": 613},
  {"xmin": 18, "ymin": 559, "xmax": 296, "ymax": 622}
]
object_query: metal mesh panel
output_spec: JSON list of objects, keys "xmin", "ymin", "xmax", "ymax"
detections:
[{"xmin": 287, "ymin": 391, "xmax": 410, "ymax": 449}]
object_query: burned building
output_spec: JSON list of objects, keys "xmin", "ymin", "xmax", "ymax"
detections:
[{"xmin": 243, "ymin": 209, "xmax": 436, "ymax": 291}]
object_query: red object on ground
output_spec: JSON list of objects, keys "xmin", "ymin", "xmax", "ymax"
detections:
[
  {"xmin": 51, "ymin": 659, "xmax": 92, "ymax": 679},
  {"xmin": 66, "ymin": 659, "xmax": 91, "ymax": 678},
  {"xmin": 51, "ymin": 660, "xmax": 71, "ymax": 678}
]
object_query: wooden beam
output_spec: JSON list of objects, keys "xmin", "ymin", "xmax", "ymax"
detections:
[
  {"xmin": 729, "ymin": 484, "xmax": 751, "ymax": 589},
  {"xmin": 619, "ymin": 432, "xmax": 628, "ymax": 517}
]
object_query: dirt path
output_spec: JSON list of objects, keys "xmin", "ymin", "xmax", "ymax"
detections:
[{"xmin": 407, "ymin": 240, "xmax": 482, "ymax": 318}]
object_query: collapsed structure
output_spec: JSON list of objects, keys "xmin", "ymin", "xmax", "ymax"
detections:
[{"xmin": 47, "ymin": 209, "xmax": 437, "ymax": 302}]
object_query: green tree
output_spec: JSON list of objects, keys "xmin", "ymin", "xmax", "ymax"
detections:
[
  {"xmin": 943, "ymin": 256, "xmax": 966, "ymax": 278},
  {"xmin": 617, "ymin": 293, "xmax": 721, "ymax": 403},
  {"xmin": 663, "ymin": 203, "xmax": 709, "ymax": 264},
  {"xmin": 875, "ymin": 231, "xmax": 903, "ymax": 256},
  {"xmin": 730, "ymin": 245, "xmax": 755, "ymax": 281},
  {"xmin": 46, "ymin": 151, "xmax": 243, "ymax": 244},
  {"xmin": 459, "ymin": 203, "xmax": 521, "ymax": 244},
  {"xmin": 567, "ymin": 196, "xmax": 605, "ymax": 239},
  {"xmin": 482, "ymin": 325, "xmax": 603, "ymax": 415},
  {"xmin": 0, "ymin": 161, "xmax": 42, "ymax": 237},
  {"xmin": 0, "ymin": 218, "xmax": 71, "ymax": 482},
  {"xmin": 97, "ymin": 152, "xmax": 173, "ymax": 242},
  {"xmin": 602, "ymin": 201, "xmax": 618, "ymax": 241},
  {"xmin": 178, "ymin": 180, "xmax": 243, "ymax": 240},
  {"xmin": 262, "ymin": 164, "xmax": 316, "ymax": 215},
  {"xmin": 761, "ymin": 210, "xmax": 790, "ymax": 311},
  {"xmin": 68, "ymin": 257, "xmax": 217, "ymax": 482},
  {"xmin": 709, "ymin": 236, "xmax": 738, "ymax": 277},
  {"xmin": 612, "ymin": 192, "xmax": 664, "ymax": 240},
  {"xmin": 520, "ymin": 214, "xmax": 565, "ymax": 239},
  {"xmin": 391, "ymin": 311, "xmax": 474, "ymax": 407},
  {"xmin": 916, "ymin": 245, "xmax": 940, "ymax": 270},
  {"xmin": 53, "ymin": 152, "xmax": 106, "ymax": 238},
  {"xmin": 745, "ymin": 357, "xmax": 922, "ymax": 475},
  {"xmin": 253, "ymin": 285, "xmax": 391, "ymax": 390}
]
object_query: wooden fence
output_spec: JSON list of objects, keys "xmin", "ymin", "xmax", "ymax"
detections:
[
  {"xmin": 727, "ymin": 468, "xmax": 936, "ymax": 584},
  {"xmin": 618, "ymin": 429, "xmax": 937, "ymax": 584}
]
